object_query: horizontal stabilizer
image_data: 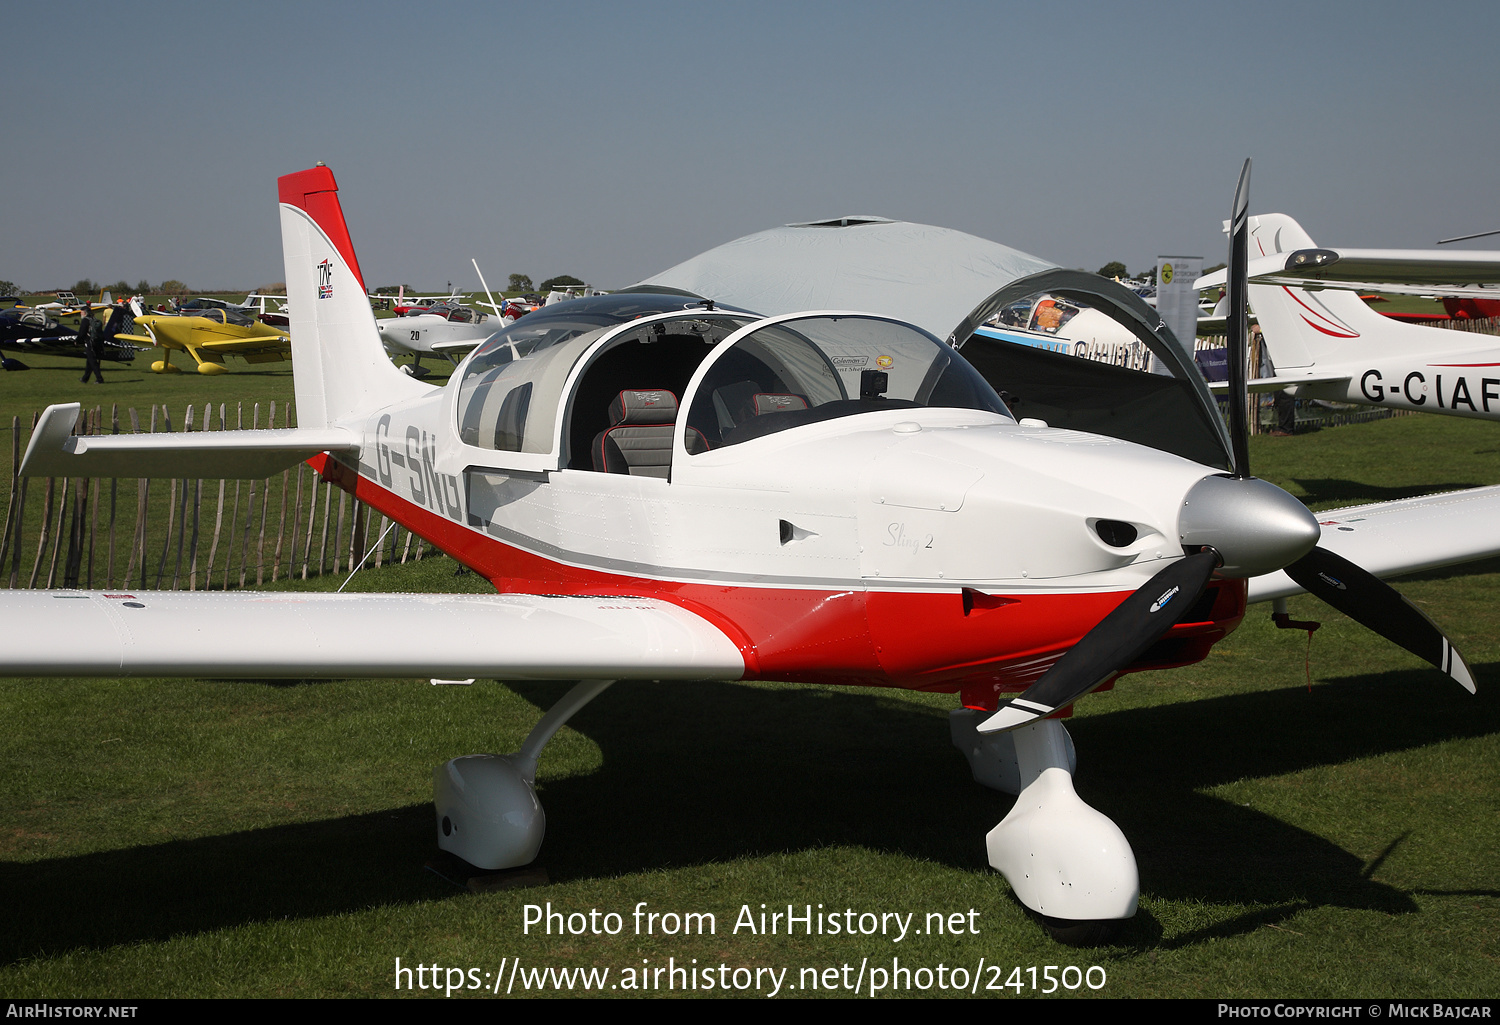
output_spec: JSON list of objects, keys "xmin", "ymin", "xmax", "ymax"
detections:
[
  {"xmin": 0, "ymin": 591, "xmax": 745, "ymax": 680},
  {"xmin": 1249, "ymin": 484, "xmax": 1500, "ymax": 602},
  {"xmin": 19, "ymin": 402, "xmax": 359, "ymax": 479},
  {"xmin": 1207, "ymin": 373, "xmax": 1350, "ymax": 395}
]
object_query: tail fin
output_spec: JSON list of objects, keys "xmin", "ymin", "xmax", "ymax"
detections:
[
  {"xmin": 1246, "ymin": 213, "xmax": 1456, "ymax": 369},
  {"xmin": 278, "ymin": 165, "xmax": 428, "ymax": 428}
]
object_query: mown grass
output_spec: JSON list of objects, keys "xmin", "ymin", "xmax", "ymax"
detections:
[{"xmin": 0, "ymin": 413, "xmax": 1496, "ymax": 998}]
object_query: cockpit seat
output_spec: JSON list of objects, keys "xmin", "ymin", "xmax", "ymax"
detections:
[{"xmin": 593, "ymin": 389, "xmax": 706, "ymax": 478}]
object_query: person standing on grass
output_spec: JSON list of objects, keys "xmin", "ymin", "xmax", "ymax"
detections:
[{"xmin": 78, "ymin": 304, "xmax": 103, "ymax": 383}]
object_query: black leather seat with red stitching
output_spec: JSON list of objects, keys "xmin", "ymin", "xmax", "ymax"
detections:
[{"xmin": 592, "ymin": 390, "xmax": 707, "ymax": 477}]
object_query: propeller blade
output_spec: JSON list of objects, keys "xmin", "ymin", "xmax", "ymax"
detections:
[
  {"xmin": 1285, "ymin": 546, "xmax": 1475, "ymax": 693},
  {"xmin": 1226, "ymin": 158, "xmax": 1253, "ymax": 479},
  {"xmin": 978, "ymin": 551, "xmax": 1219, "ymax": 733}
]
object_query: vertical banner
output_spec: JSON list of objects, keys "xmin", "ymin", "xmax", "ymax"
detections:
[
  {"xmin": 1155, "ymin": 255, "xmax": 1203, "ymax": 352},
  {"xmin": 1153, "ymin": 255, "xmax": 1204, "ymax": 378}
]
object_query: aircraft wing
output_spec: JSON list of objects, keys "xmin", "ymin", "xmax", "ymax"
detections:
[
  {"xmin": 430, "ymin": 338, "xmax": 484, "ymax": 356},
  {"xmin": 1193, "ymin": 313, "xmax": 1230, "ymax": 335},
  {"xmin": 1248, "ymin": 485, "xmax": 1500, "ymax": 602},
  {"xmin": 20, "ymin": 402, "xmax": 358, "ymax": 479},
  {"xmin": 195, "ymin": 335, "xmax": 291, "ymax": 354},
  {"xmin": 1206, "ymin": 372, "xmax": 1350, "ymax": 394},
  {"xmin": 1198, "ymin": 249, "xmax": 1500, "ymax": 292},
  {"xmin": 0, "ymin": 590, "xmax": 745, "ymax": 680}
]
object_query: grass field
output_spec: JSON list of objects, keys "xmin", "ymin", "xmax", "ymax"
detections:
[{"xmin": 0, "ymin": 381, "xmax": 1496, "ymax": 997}]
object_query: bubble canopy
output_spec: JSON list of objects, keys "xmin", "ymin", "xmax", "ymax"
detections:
[
  {"xmin": 452, "ymin": 301, "xmax": 1011, "ymax": 473},
  {"xmin": 680, "ymin": 313, "xmax": 1012, "ymax": 453},
  {"xmin": 455, "ymin": 293, "xmax": 755, "ymax": 459}
]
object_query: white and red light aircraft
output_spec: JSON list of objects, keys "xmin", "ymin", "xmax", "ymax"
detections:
[
  {"xmin": 1196, "ymin": 214, "xmax": 1500, "ymax": 420},
  {"xmin": 5, "ymin": 163, "xmax": 1493, "ymax": 944},
  {"xmin": 375, "ymin": 298, "xmax": 499, "ymax": 377}
]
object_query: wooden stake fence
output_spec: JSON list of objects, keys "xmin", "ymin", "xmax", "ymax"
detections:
[{"xmin": 0, "ymin": 404, "xmax": 434, "ymax": 591}]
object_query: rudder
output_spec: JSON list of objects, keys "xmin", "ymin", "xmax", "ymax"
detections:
[
  {"xmin": 278, "ymin": 165, "xmax": 429, "ymax": 428},
  {"xmin": 1247, "ymin": 213, "xmax": 1447, "ymax": 369}
]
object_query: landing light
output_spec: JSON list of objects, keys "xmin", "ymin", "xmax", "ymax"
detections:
[{"xmin": 1286, "ymin": 248, "xmax": 1339, "ymax": 269}]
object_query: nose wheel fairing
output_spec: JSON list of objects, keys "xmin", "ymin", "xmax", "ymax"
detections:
[{"xmin": 952, "ymin": 712, "xmax": 1138, "ymax": 928}]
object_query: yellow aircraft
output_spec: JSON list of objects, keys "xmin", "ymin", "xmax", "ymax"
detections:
[{"xmin": 117, "ymin": 308, "xmax": 291, "ymax": 375}]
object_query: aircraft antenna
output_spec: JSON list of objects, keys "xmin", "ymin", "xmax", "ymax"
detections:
[
  {"xmin": 472, "ymin": 259, "xmax": 503, "ymax": 318},
  {"xmin": 1437, "ymin": 228, "xmax": 1500, "ymax": 245}
]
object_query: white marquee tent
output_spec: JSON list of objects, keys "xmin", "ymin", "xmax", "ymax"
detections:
[{"xmin": 637, "ymin": 216, "xmax": 1057, "ymax": 342}]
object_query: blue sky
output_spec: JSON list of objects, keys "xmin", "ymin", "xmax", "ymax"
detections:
[{"xmin": 4, "ymin": 0, "xmax": 1498, "ymax": 293}]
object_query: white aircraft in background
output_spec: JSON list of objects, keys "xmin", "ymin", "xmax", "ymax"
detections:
[
  {"xmin": 5, "ymin": 163, "xmax": 1497, "ymax": 946},
  {"xmin": 375, "ymin": 299, "xmax": 500, "ymax": 377},
  {"xmin": 973, "ymin": 293, "xmax": 1157, "ymax": 371},
  {"xmin": 373, "ymin": 266, "xmax": 534, "ymax": 375},
  {"xmin": 1196, "ymin": 214, "xmax": 1500, "ymax": 421}
]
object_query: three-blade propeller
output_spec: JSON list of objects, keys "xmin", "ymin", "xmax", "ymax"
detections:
[{"xmin": 980, "ymin": 159, "xmax": 1474, "ymax": 735}]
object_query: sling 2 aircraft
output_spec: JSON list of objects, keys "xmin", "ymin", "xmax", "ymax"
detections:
[
  {"xmin": 4, "ymin": 163, "xmax": 1492, "ymax": 945},
  {"xmin": 1196, "ymin": 214, "xmax": 1500, "ymax": 421}
]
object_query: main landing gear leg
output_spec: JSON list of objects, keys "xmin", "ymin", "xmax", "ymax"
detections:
[
  {"xmin": 433, "ymin": 679, "xmax": 614, "ymax": 870},
  {"xmin": 970, "ymin": 718, "xmax": 1137, "ymax": 945}
]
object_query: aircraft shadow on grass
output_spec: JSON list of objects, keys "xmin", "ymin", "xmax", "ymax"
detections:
[{"xmin": 2, "ymin": 665, "xmax": 1495, "ymax": 964}]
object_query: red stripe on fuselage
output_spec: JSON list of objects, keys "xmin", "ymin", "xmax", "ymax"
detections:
[{"xmin": 311, "ymin": 455, "xmax": 1246, "ymax": 699}]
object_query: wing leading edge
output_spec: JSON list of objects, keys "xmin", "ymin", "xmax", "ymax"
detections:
[
  {"xmin": 1249, "ymin": 484, "xmax": 1500, "ymax": 603},
  {"xmin": 0, "ymin": 591, "xmax": 746, "ymax": 680}
]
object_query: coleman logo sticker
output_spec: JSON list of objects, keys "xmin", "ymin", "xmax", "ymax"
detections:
[
  {"xmin": 1149, "ymin": 585, "xmax": 1179, "ymax": 613},
  {"xmin": 317, "ymin": 259, "xmax": 334, "ymax": 299}
]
